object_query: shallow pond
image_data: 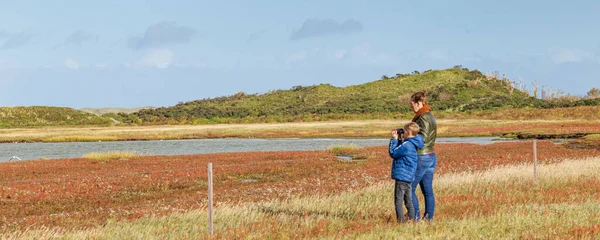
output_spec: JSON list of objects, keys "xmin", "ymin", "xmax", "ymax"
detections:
[{"xmin": 0, "ymin": 137, "xmax": 519, "ymax": 162}]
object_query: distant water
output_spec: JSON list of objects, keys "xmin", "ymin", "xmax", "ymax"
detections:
[{"xmin": 0, "ymin": 137, "xmax": 517, "ymax": 162}]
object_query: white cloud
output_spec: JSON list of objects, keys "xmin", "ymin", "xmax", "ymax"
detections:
[
  {"xmin": 347, "ymin": 43, "xmax": 401, "ymax": 65},
  {"xmin": 286, "ymin": 51, "xmax": 309, "ymax": 63},
  {"xmin": 95, "ymin": 62, "xmax": 111, "ymax": 70},
  {"xmin": 128, "ymin": 22, "xmax": 197, "ymax": 50},
  {"xmin": 65, "ymin": 30, "xmax": 99, "ymax": 46},
  {"xmin": 246, "ymin": 30, "xmax": 265, "ymax": 43},
  {"xmin": 134, "ymin": 49, "xmax": 175, "ymax": 69},
  {"xmin": 290, "ymin": 19, "xmax": 363, "ymax": 40},
  {"xmin": 285, "ymin": 43, "xmax": 401, "ymax": 67},
  {"xmin": 65, "ymin": 57, "xmax": 80, "ymax": 70},
  {"xmin": 550, "ymin": 48, "xmax": 593, "ymax": 64},
  {"xmin": 286, "ymin": 48, "xmax": 335, "ymax": 64},
  {"xmin": 330, "ymin": 49, "xmax": 347, "ymax": 61},
  {"xmin": 1, "ymin": 32, "xmax": 34, "ymax": 50},
  {"xmin": 172, "ymin": 62, "xmax": 207, "ymax": 68}
]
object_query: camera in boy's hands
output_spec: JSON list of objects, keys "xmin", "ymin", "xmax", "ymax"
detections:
[
  {"xmin": 395, "ymin": 128, "xmax": 405, "ymax": 136},
  {"xmin": 394, "ymin": 128, "xmax": 405, "ymax": 141}
]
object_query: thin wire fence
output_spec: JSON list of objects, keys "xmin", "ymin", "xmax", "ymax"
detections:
[
  {"xmin": 1, "ymin": 197, "xmax": 208, "ymax": 223},
  {"xmin": 0, "ymin": 158, "xmax": 335, "ymax": 224},
  {"xmin": 0, "ymin": 159, "xmax": 309, "ymax": 186},
  {"xmin": 1, "ymin": 140, "xmax": 543, "ymax": 229},
  {"xmin": 1, "ymin": 141, "xmax": 547, "ymax": 240}
]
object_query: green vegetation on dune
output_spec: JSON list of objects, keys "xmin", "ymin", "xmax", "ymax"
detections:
[
  {"xmin": 2, "ymin": 68, "xmax": 599, "ymax": 128},
  {"xmin": 0, "ymin": 106, "xmax": 114, "ymax": 128},
  {"xmin": 133, "ymin": 68, "xmax": 508, "ymax": 121},
  {"xmin": 128, "ymin": 67, "xmax": 599, "ymax": 124}
]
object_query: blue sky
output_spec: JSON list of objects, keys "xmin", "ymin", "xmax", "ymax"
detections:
[{"xmin": 1, "ymin": 0, "xmax": 599, "ymax": 108}]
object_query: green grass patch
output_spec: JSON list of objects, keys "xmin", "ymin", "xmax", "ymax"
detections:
[
  {"xmin": 328, "ymin": 144, "xmax": 358, "ymax": 156},
  {"xmin": 584, "ymin": 134, "xmax": 600, "ymax": 140},
  {"xmin": 82, "ymin": 151, "xmax": 140, "ymax": 161}
]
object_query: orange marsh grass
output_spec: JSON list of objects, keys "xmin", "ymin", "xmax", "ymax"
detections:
[{"xmin": 3, "ymin": 156, "xmax": 599, "ymax": 239}]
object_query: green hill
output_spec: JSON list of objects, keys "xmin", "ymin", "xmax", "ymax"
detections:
[
  {"xmin": 127, "ymin": 67, "xmax": 599, "ymax": 124},
  {"xmin": 3, "ymin": 68, "xmax": 598, "ymax": 127},
  {"xmin": 0, "ymin": 106, "xmax": 114, "ymax": 128}
]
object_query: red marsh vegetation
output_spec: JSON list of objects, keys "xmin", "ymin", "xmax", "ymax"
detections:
[{"xmin": 0, "ymin": 141, "xmax": 597, "ymax": 230}]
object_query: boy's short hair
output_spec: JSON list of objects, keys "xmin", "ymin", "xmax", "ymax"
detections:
[{"xmin": 403, "ymin": 122, "xmax": 420, "ymax": 135}]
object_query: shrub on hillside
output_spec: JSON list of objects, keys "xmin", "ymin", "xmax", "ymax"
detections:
[{"xmin": 586, "ymin": 88, "xmax": 600, "ymax": 99}]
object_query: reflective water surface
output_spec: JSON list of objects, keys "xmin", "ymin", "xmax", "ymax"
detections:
[{"xmin": 0, "ymin": 137, "xmax": 516, "ymax": 162}]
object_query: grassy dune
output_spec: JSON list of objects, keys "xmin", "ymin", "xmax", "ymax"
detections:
[
  {"xmin": 3, "ymin": 157, "xmax": 599, "ymax": 239},
  {"xmin": 0, "ymin": 106, "xmax": 113, "ymax": 128},
  {"xmin": 2, "ymin": 68, "xmax": 599, "ymax": 129}
]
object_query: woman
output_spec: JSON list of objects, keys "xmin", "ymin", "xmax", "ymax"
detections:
[{"xmin": 409, "ymin": 90, "xmax": 437, "ymax": 221}]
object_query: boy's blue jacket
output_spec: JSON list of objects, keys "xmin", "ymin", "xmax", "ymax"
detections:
[{"xmin": 389, "ymin": 135, "xmax": 424, "ymax": 182}]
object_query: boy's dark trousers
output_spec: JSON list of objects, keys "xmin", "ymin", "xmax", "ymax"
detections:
[{"xmin": 395, "ymin": 180, "xmax": 415, "ymax": 222}]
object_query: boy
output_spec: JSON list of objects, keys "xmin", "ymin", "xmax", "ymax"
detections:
[{"xmin": 389, "ymin": 122, "xmax": 424, "ymax": 223}]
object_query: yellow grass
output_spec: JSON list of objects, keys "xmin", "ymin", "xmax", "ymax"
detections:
[
  {"xmin": 3, "ymin": 157, "xmax": 599, "ymax": 239},
  {"xmin": 584, "ymin": 134, "xmax": 600, "ymax": 140},
  {"xmin": 82, "ymin": 151, "xmax": 140, "ymax": 160},
  {"xmin": 1, "ymin": 118, "xmax": 599, "ymax": 143},
  {"xmin": 355, "ymin": 202, "xmax": 600, "ymax": 239},
  {"xmin": 327, "ymin": 144, "xmax": 357, "ymax": 156}
]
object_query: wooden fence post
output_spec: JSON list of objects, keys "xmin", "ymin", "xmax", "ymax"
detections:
[
  {"xmin": 208, "ymin": 163, "xmax": 214, "ymax": 236},
  {"xmin": 533, "ymin": 140, "xmax": 537, "ymax": 184}
]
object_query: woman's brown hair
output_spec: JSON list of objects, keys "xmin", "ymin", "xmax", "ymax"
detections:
[{"xmin": 411, "ymin": 90, "xmax": 428, "ymax": 104}]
